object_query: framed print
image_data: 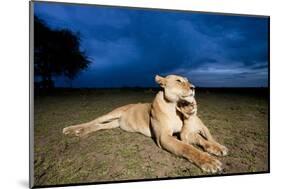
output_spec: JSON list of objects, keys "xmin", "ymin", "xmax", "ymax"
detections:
[{"xmin": 30, "ymin": 1, "xmax": 270, "ymax": 188}]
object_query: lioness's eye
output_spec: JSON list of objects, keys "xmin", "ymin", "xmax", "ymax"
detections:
[{"xmin": 176, "ymin": 79, "xmax": 182, "ymax": 83}]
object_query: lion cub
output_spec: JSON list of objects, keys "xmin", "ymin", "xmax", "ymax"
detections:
[{"xmin": 176, "ymin": 99, "xmax": 228, "ymax": 158}]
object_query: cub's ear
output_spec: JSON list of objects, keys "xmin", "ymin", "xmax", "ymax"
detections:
[{"xmin": 155, "ymin": 75, "xmax": 166, "ymax": 87}]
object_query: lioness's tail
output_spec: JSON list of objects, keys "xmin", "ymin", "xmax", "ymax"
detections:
[{"xmin": 62, "ymin": 104, "xmax": 134, "ymax": 137}]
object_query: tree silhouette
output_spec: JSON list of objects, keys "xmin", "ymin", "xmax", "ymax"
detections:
[{"xmin": 34, "ymin": 16, "xmax": 90, "ymax": 89}]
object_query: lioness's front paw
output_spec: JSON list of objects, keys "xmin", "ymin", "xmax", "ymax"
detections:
[
  {"xmin": 206, "ymin": 144, "xmax": 228, "ymax": 156},
  {"xmin": 62, "ymin": 126, "xmax": 86, "ymax": 137},
  {"xmin": 197, "ymin": 153, "xmax": 222, "ymax": 173}
]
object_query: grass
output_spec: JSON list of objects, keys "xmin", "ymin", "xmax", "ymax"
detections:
[{"xmin": 33, "ymin": 88, "xmax": 269, "ymax": 186}]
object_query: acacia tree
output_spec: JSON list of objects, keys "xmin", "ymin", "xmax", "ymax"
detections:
[{"xmin": 34, "ymin": 16, "xmax": 90, "ymax": 89}]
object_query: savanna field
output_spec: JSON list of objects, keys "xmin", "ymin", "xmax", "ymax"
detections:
[{"xmin": 33, "ymin": 88, "xmax": 269, "ymax": 186}]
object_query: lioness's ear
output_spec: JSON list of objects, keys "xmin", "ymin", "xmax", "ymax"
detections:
[{"xmin": 155, "ymin": 75, "xmax": 166, "ymax": 87}]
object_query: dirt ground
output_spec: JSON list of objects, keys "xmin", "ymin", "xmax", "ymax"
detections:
[{"xmin": 33, "ymin": 88, "xmax": 269, "ymax": 186}]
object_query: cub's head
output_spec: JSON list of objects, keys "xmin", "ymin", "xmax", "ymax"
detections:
[
  {"xmin": 176, "ymin": 100, "xmax": 197, "ymax": 119},
  {"xmin": 155, "ymin": 74, "xmax": 195, "ymax": 103}
]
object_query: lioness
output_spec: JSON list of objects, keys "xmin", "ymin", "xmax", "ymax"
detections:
[{"xmin": 63, "ymin": 75, "xmax": 227, "ymax": 173}]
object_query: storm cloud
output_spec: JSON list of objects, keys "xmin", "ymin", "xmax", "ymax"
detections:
[{"xmin": 34, "ymin": 2, "xmax": 269, "ymax": 87}]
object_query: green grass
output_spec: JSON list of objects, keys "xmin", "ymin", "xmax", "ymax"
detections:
[{"xmin": 33, "ymin": 89, "xmax": 269, "ymax": 186}]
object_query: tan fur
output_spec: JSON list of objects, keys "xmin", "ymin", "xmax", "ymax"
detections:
[
  {"xmin": 62, "ymin": 74, "xmax": 227, "ymax": 173},
  {"xmin": 177, "ymin": 101, "xmax": 228, "ymax": 158}
]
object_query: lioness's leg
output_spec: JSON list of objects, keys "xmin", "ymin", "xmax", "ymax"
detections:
[
  {"xmin": 63, "ymin": 119, "xmax": 119, "ymax": 137},
  {"xmin": 159, "ymin": 133, "xmax": 222, "ymax": 173},
  {"xmin": 180, "ymin": 116, "xmax": 228, "ymax": 156},
  {"xmin": 63, "ymin": 104, "xmax": 134, "ymax": 137}
]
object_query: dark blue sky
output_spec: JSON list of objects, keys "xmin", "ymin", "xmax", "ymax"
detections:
[{"xmin": 34, "ymin": 2, "xmax": 269, "ymax": 88}]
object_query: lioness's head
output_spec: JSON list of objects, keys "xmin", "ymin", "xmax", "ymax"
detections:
[{"xmin": 155, "ymin": 74, "xmax": 195, "ymax": 103}]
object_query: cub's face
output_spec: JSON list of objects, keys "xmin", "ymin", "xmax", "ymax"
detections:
[
  {"xmin": 177, "ymin": 99, "xmax": 197, "ymax": 119},
  {"xmin": 155, "ymin": 74, "xmax": 195, "ymax": 103}
]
